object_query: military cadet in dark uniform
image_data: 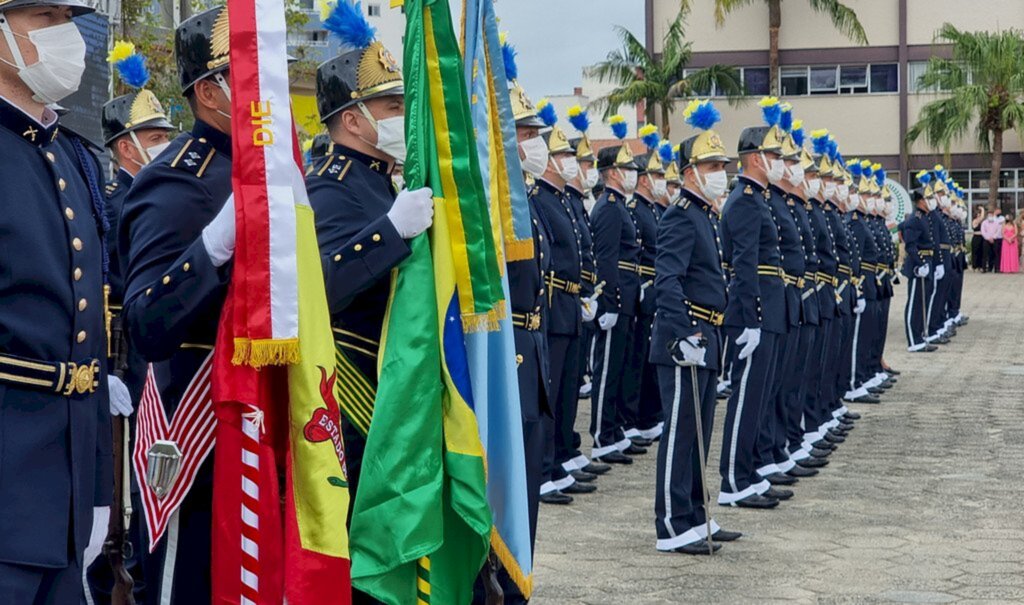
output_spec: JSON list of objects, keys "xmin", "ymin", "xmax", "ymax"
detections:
[
  {"xmin": 864, "ymin": 170, "xmax": 897, "ymax": 394},
  {"xmin": 622, "ymin": 125, "xmax": 667, "ymax": 446},
  {"xmin": 305, "ymin": 132, "xmax": 334, "ymax": 171},
  {"xmin": 0, "ymin": 0, "xmax": 112, "ymax": 600},
  {"xmin": 120, "ymin": 8, "xmax": 243, "ymax": 602},
  {"xmin": 926, "ymin": 172, "xmax": 953, "ymax": 344},
  {"xmin": 652, "ymin": 100, "xmax": 742, "ymax": 554},
  {"xmin": 306, "ymin": 2, "xmax": 432, "ymax": 511},
  {"xmin": 531, "ymin": 100, "xmax": 595, "ymax": 501},
  {"xmin": 85, "ymin": 44, "xmax": 175, "ymax": 604},
  {"xmin": 589, "ymin": 116, "xmax": 645, "ymax": 465},
  {"xmin": 753, "ymin": 108, "xmax": 804, "ymax": 492},
  {"xmin": 900, "ymin": 186, "xmax": 935, "ymax": 352},
  {"xmin": 563, "ymin": 135, "xmax": 609, "ymax": 480},
  {"xmin": 716, "ymin": 99, "xmax": 788, "ymax": 508}
]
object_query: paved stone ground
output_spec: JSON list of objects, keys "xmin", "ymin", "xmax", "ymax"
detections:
[{"xmin": 533, "ymin": 272, "xmax": 1024, "ymax": 604}]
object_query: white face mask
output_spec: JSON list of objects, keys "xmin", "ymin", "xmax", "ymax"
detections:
[
  {"xmin": 615, "ymin": 168, "xmax": 638, "ymax": 194},
  {"xmin": 554, "ymin": 155, "xmax": 579, "ymax": 182},
  {"xmin": 129, "ymin": 131, "xmax": 170, "ymax": 166},
  {"xmin": 849, "ymin": 193, "xmax": 861, "ymax": 211},
  {"xmin": 392, "ymin": 174, "xmax": 405, "ymax": 190},
  {"xmin": 668, "ymin": 188, "xmax": 681, "ymax": 205},
  {"xmin": 761, "ymin": 153, "xmax": 786, "ymax": 185},
  {"xmin": 806, "ymin": 177, "xmax": 821, "ymax": 199},
  {"xmin": 939, "ymin": 195, "xmax": 951, "ymax": 209},
  {"xmin": 838, "ymin": 184, "xmax": 850, "ymax": 202},
  {"xmin": 146, "ymin": 141, "xmax": 171, "ymax": 161},
  {"xmin": 358, "ymin": 102, "xmax": 406, "ymax": 163},
  {"xmin": 786, "ymin": 162, "xmax": 805, "ymax": 187},
  {"xmin": 519, "ymin": 136, "xmax": 549, "ymax": 178},
  {"xmin": 824, "ymin": 181, "xmax": 837, "ymax": 200},
  {"xmin": 0, "ymin": 20, "xmax": 86, "ymax": 105},
  {"xmin": 653, "ymin": 178, "xmax": 668, "ymax": 199},
  {"xmin": 696, "ymin": 167, "xmax": 729, "ymax": 202},
  {"xmin": 885, "ymin": 203, "xmax": 896, "ymax": 220},
  {"xmin": 583, "ymin": 167, "xmax": 599, "ymax": 190},
  {"xmin": 926, "ymin": 198, "xmax": 937, "ymax": 211},
  {"xmin": 866, "ymin": 199, "xmax": 877, "ymax": 214}
]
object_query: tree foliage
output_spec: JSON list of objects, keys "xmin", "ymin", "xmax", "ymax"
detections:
[{"xmin": 590, "ymin": 9, "xmax": 743, "ymax": 137}]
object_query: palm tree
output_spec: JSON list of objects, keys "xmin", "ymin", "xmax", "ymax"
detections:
[
  {"xmin": 906, "ymin": 24, "xmax": 1024, "ymax": 208},
  {"xmin": 706, "ymin": 0, "xmax": 868, "ymax": 95},
  {"xmin": 590, "ymin": 11, "xmax": 743, "ymax": 137}
]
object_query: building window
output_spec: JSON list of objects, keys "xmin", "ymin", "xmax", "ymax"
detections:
[
  {"xmin": 869, "ymin": 64, "xmax": 899, "ymax": 93},
  {"xmin": 367, "ymin": 3, "xmax": 380, "ymax": 16},
  {"xmin": 908, "ymin": 60, "xmax": 963, "ymax": 93},
  {"xmin": 743, "ymin": 67, "xmax": 770, "ymax": 96},
  {"xmin": 809, "ymin": 66, "xmax": 838, "ymax": 94},
  {"xmin": 780, "ymin": 67, "xmax": 808, "ymax": 96},
  {"xmin": 839, "ymin": 65, "xmax": 868, "ymax": 94}
]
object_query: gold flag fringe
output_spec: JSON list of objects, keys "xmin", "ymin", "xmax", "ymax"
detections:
[{"xmin": 232, "ymin": 337, "xmax": 301, "ymax": 368}]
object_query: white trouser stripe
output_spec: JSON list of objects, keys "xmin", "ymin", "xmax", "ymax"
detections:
[
  {"xmin": 850, "ymin": 314, "xmax": 862, "ymax": 390},
  {"xmin": 926, "ymin": 276, "xmax": 938, "ymax": 335},
  {"xmin": 160, "ymin": 510, "xmax": 181, "ymax": 605},
  {"xmin": 906, "ymin": 277, "xmax": 918, "ymax": 347},
  {"xmin": 727, "ymin": 350, "xmax": 753, "ymax": 494},
  {"xmin": 662, "ymin": 366, "xmax": 683, "ymax": 539},
  {"xmin": 593, "ymin": 328, "xmax": 614, "ymax": 450}
]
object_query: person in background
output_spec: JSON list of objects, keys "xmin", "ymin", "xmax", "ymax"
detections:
[
  {"xmin": 1000, "ymin": 213, "xmax": 1019, "ymax": 273},
  {"xmin": 1017, "ymin": 214, "xmax": 1024, "ymax": 272},
  {"xmin": 980, "ymin": 208, "xmax": 1001, "ymax": 273},
  {"xmin": 991, "ymin": 207, "xmax": 1005, "ymax": 272},
  {"xmin": 970, "ymin": 206, "xmax": 985, "ymax": 270}
]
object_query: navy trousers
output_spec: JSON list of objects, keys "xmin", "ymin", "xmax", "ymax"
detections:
[
  {"xmin": 800, "ymin": 320, "xmax": 830, "ymax": 441},
  {"xmin": 622, "ymin": 313, "xmax": 661, "ymax": 433},
  {"xmin": 904, "ymin": 276, "xmax": 930, "ymax": 350},
  {"xmin": 654, "ymin": 364, "xmax": 718, "ymax": 549},
  {"xmin": 851, "ymin": 304, "xmax": 879, "ymax": 388},
  {"xmin": 787, "ymin": 324, "xmax": 817, "ymax": 457},
  {"xmin": 718, "ymin": 329, "xmax": 778, "ymax": 504},
  {"xmin": 756, "ymin": 325, "xmax": 798, "ymax": 475},
  {"xmin": 0, "ymin": 560, "xmax": 82, "ymax": 605},
  {"xmin": 544, "ymin": 334, "xmax": 580, "ymax": 492},
  {"xmin": 817, "ymin": 316, "xmax": 845, "ymax": 424},
  {"xmin": 927, "ymin": 273, "xmax": 951, "ymax": 337},
  {"xmin": 590, "ymin": 318, "xmax": 633, "ymax": 457}
]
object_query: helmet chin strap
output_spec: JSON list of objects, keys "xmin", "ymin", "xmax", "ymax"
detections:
[
  {"xmin": 0, "ymin": 13, "xmax": 28, "ymax": 71},
  {"xmin": 128, "ymin": 130, "xmax": 152, "ymax": 167}
]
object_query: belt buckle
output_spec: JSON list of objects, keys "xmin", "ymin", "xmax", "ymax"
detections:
[
  {"xmin": 63, "ymin": 360, "xmax": 99, "ymax": 396},
  {"xmin": 710, "ymin": 310, "xmax": 724, "ymax": 326},
  {"xmin": 528, "ymin": 313, "xmax": 541, "ymax": 331}
]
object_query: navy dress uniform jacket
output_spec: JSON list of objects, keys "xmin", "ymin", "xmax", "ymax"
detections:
[
  {"xmin": 787, "ymin": 195, "xmax": 820, "ymax": 325},
  {"xmin": 0, "ymin": 100, "xmax": 111, "ymax": 567},
  {"xmin": 927, "ymin": 209, "xmax": 953, "ymax": 272},
  {"xmin": 532, "ymin": 179, "xmax": 582, "ymax": 337},
  {"xmin": 720, "ymin": 176, "xmax": 786, "ymax": 334},
  {"xmin": 900, "ymin": 209, "xmax": 933, "ymax": 278},
  {"xmin": 826, "ymin": 202, "xmax": 856, "ymax": 316},
  {"xmin": 848, "ymin": 212, "xmax": 880, "ymax": 300},
  {"xmin": 650, "ymin": 190, "xmax": 727, "ymax": 371},
  {"xmin": 590, "ymin": 188, "xmax": 641, "ymax": 317},
  {"xmin": 565, "ymin": 185, "xmax": 597, "ymax": 300},
  {"xmin": 767, "ymin": 185, "xmax": 805, "ymax": 328},
  {"xmin": 807, "ymin": 199, "xmax": 839, "ymax": 319},
  {"xmin": 631, "ymin": 193, "xmax": 661, "ymax": 317}
]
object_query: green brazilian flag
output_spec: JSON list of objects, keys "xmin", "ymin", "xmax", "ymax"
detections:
[{"xmin": 349, "ymin": 0, "xmax": 494, "ymax": 603}]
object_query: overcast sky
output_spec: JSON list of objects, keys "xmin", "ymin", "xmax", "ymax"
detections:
[{"xmin": 484, "ymin": 0, "xmax": 646, "ymax": 98}]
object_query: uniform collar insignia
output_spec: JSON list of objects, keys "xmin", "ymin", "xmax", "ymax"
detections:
[
  {"xmin": 0, "ymin": 97, "xmax": 59, "ymax": 148},
  {"xmin": 537, "ymin": 178, "xmax": 565, "ymax": 195},
  {"xmin": 743, "ymin": 185, "xmax": 754, "ymax": 195},
  {"xmin": 191, "ymin": 119, "xmax": 232, "ymax": 157},
  {"xmin": 332, "ymin": 143, "xmax": 392, "ymax": 176}
]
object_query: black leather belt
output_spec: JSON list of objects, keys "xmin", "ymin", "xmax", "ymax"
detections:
[
  {"xmin": 511, "ymin": 312, "xmax": 542, "ymax": 331},
  {"xmin": 687, "ymin": 303, "xmax": 724, "ymax": 327},
  {"xmin": 0, "ymin": 353, "xmax": 100, "ymax": 397}
]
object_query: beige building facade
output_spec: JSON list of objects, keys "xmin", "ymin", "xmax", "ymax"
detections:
[{"xmin": 646, "ymin": 0, "xmax": 1024, "ymax": 216}]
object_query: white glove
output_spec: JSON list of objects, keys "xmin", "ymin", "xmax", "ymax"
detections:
[
  {"xmin": 581, "ymin": 298, "xmax": 597, "ymax": 322},
  {"xmin": 915, "ymin": 265, "xmax": 930, "ymax": 278},
  {"xmin": 735, "ymin": 327, "xmax": 761, "ymax": 360},
  {"xmin": 108, "ymin": 375, "xmax": 133, "ymax": 416},
  {"xmin": 675, "ymin": 336, "xmax": 707, "ymax": 367},
  {"xmin": 387, "ymin": 187, "xmax": 435, "ymax": 238},
  {"xmin": 598, "ymin": 312, "xmax": 619, "ymax": 331},
  {"xmin": 640, "ymin": 280, "xmax": 653, "ymax": 302},
  {"xmin": 83, "ymin": 505, "xmax": 110, "ymax": 568},
  {"xmin": 202, "ymin": 194, "xmax": 236, "ymax": 268},
  {"xmin": 854, "ymin": 298, "xmax": 866, "ymax": 315},
  {"xmin": 934, "ymin": 264, "xmax": 945, "ymax": 281}
]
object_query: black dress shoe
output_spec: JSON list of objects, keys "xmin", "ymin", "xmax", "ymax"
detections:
[
  {"xmin": 934, "ymin": 336, "xmax": 951, "ymax": 344},
  {"xmin": 843, "ymin": 411, "xmax": 862, "ymax": 420},
  {"xmin": 837, "ymin": 422, "xmax": 855, "ymax": 431},
  {"xmin": 828, "ymin": 428, "xmax": 848, "ymax": 438},
  {"xmin": 668, "ymin": 540, "xmax": 721, "ymax": 555},
  {"xmin": 716, "ymin": 390, "xmax": 729, "ymax": 400},
  {"xmin": 877, "ymin": 381, "xmax": 893, "ymax": 390},
  {"xmin": 924, "ymin": 344, "xmax": 939, "ymax": 352},
  {"xmin": 629, "ymin": 436, "xmax": 653, "ymax": 447},
  {"xmin": 823, "ymin": 432, "xmax": 846, "ymax": 444},
  {"xmin": 799, "ymin": 456, "xmax": 829, "ymax": 468},
  {"xmin": 766, "ymin": 472, "xmax": 798, "ymax": 486},
  {"xmin": 582, "ymin": 462, "xmax": 611, "ymax": 475},
  {"xmin": 712, "ymin": 529, "xmax": 742, "ymax": 541},
  {"xmin": 596, "ymin": 451, "xmax": 633, "ymax": 464},
  {"xmin": 571, "ymin": 470, "xmax": 597, "ymax": 483},
  {"xmin": 809, "ymin": 447, "xmax": 832, "ymax": 457},
  {"xmin": 867, "ymin": 386, "xmax": 883, "ymax": 395},
  {"xmin": 765, "ymin": 486, "xmax": 793, "ymax": 500},
  {"xmin": 850, "ymin": 393, "xmax": 881, "ymax": 403},
  {"xmin": 733, "ymin": 494, "xmax": 779, "ymax": 509},
  {"xmin": 540, "ymin": 491, "xmax": 573, "ymax": 505},
  {"xmin": 563, "ymin": 482, "xmax": 597, "ymax": 494},
  {"xmin": 811, "ymin": 440, "xmax": 836, "ymax": 451},
  {"xmin": 623, "ymin": 444, "xmax": 648, "ymax": 455},
  {"xmin": 787, "ymin": 464, "xmax": 819, "ymax": 477},
  {"xmin": 883, "ymin": 368, "xmax": 901, "ymax": 376}
]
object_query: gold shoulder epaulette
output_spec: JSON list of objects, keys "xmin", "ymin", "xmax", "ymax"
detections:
[
  {"xmin": 169, "ymin": 138, "xmax": 216, "ymax": 178},
  {"xmin": 314, "ymin": 154, "xmax": 353, "ymax": 182}
]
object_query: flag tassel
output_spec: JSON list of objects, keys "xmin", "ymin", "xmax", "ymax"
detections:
[{"xmin": 233, "ymin": 338, "xmax": 301, "ymax": 368}]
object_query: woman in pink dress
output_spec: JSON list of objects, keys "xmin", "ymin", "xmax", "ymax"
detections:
[{"xmin": 1001, "ymin": 216, "xmax": 1019, "ymax": 273}]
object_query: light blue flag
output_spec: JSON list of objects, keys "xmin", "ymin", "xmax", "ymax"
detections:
[{"xmin": 462, "ymin": 0, "xmax": 534, "ymax": 596}]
